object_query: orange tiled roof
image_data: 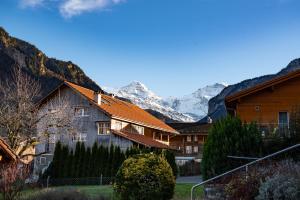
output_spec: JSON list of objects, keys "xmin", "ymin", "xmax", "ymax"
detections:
[
  {"xmin": 0, "ymin": 137, "xmax": 17, "ymax": 161},
  {"xmin": 64, "ymin": 81, "xmax": 178, "ymax": 134},
  {"xmin": 111, "ymin": 130, "xmax": 172, "ymax": 149}
]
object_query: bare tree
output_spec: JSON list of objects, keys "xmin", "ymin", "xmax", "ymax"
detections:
[{"xmin": 0, "ymin": 67, "xmax": 76, "ymax": 159}]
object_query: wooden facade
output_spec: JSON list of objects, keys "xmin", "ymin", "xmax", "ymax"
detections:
[
  {"xmin": 226, "ymin": 69, "xmax": 300, "ymax": 136},
  {"xmin": 169, "ymin": 123, "xmax": 210, "ymax": 164}
]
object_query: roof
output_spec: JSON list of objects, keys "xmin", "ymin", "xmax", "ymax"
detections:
[
  {"xmin": 111, "ymin": 130, "xmax": 172, "ymax": 149},
  {"xmin": 0, "ymin": 137, "xmax": 17, "ymax": 161},
  {"xmin": 64, "ymin": 81, "xmax": 178, "ymax": 134},
  {"xmin": 168, "ymin": 123, "xmax": 211, "ymax": 135},
  {"xmin": 226, "ymin": 69, "xmax": 300, "ymax": 103}
]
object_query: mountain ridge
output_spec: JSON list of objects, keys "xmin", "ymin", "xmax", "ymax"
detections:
[
  {"xmin": 0, "ymin": 27, "xmax": 102, "ymax": 100},
  {"xmin": 206, "ymin": 58, "xmax": 300, "ymax": 122}
]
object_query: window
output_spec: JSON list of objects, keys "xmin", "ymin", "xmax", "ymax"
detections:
[
  {"xmin": 72, "ymin": 133, "xmax": 87, "ymax": 142},
  {"xmin": 131, "ymin": 124, "xmax": 144, "ymax": 135},
  {"xmin": 97, "ymin": 122, "xmax": 111, "ymax": 135},
  {"xmin": 185, "ymin": 146, "xmax": 192, "ymax": 154},
  {"xmin": 279, "ymin": 112, "xmax": 289, "ymax": 127},
  {"xmin": 74, "ymin": 107, "xmax": 88, "ymax": 117},
  {"xmin": 194, "ymin": 135, "xmax": 198, "ymax": 142},
  {"xmin": 186, "ymin": 135, "xmax": 192, "ymax": 142},
  {"xmin": 40, "ymin": 157, "xmax": 46, "ymax": 165},
  {"xmin": 193, "ymin": 146, "xmax": 199, "ymax": 153}
]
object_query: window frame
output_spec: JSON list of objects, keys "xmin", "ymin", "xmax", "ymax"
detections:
[
  {"xmin": 74, "ymin": 107, "xmax": 89, "ymax": 117},
  {"xmin": 97, "ymin": 122, "xmax": 111, "ymax": 135},
  {"xmin": 186, "ymin": 135, "xmax": 192, "ymax": 142}
]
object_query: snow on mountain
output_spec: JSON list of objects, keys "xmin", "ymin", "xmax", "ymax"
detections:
[
  {"xmin": 103, "ymin": 81, "xmax": 226, "ymax": 122},
  {"xmin": 165, "ymin": 83, "xmax": 227, "ymax": 120}
]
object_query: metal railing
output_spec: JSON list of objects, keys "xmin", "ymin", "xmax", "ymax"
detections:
[{"xmin": 191, "ymin": 143, "xmax": 300, "ymax": 200}]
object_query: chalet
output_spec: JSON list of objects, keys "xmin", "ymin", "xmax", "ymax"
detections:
[
  {"xmin": 0, "ymin": 137, "xmax": 16, "ymax": 164},
  {"xmin": 34, "ymin": 81, "xmax": 178, "ymax": 174},
  {"xmin": 226, "ymin": 69, "xmax": 300, "ymax": 137},
  {"xmin": 169, "ymin": 123, "xmax": 211, "ymax": 165}
]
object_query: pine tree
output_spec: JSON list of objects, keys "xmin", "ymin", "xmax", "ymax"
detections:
[
  {"xmin": 79, "ymin": 142, "xmax": 86, "ymax": 177},
  {"xmin": 67, "ymin": 149, "xmax": 74, "ymax": 178},
  {"xmin": 73, "ymin": 142, "xmax": 81, "ymax": 178},
  {"xmin": 85, "ymin": 147, "xmax": 92, "ymax": 177},
  {"xmin": 98, "ymin": 145, "xmax": 105, "ymax": 176},
  {"xmin": 60, "ymin": 145, "xmax": 69, "ymax": 178},
  {"xmin": 91, "ymin": 142, "xmax": 98, "ymax": 177},
  {"xmin": 52, "ymin": 141, "xmax": 62, "ymax": 178}
]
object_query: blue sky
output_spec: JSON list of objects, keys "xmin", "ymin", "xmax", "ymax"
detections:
[{"xmin": 1, "ymin": 0, "xmax": 300, "ymax": 97}]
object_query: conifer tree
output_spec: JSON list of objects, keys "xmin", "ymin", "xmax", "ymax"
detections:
[
  {"xmin": 67, "ymin": 150, "xmax": 74, "ymax": 178},
  {"xmin": 52, "ymin": 141, "xmax": 62, "ymax": 178},
  {"xmin": 60, "ymin": 145, "xmax": 69, "ymax": 178},
  {"xmin": 85, "ymin": 147, "xmax": 92, "ymax": 177},
  {"xmin": 98, "ymin": 145, "xmax": 105, "ymax": 176},
  {"xmin": 73, "ymin": 142, "xmax": 81, "ymax": 178},
  {"xmin": 79, "ymin": 142, "xmax": 86, "ymax": 177},
  {"xmin": 91, "ymin": 142, "xmax": 98, "ymax": 177}
]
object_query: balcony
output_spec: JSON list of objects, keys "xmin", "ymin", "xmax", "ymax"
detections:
[{"xmin": 258, "ymin": 123, "xmax": 290, "ymax": 138}]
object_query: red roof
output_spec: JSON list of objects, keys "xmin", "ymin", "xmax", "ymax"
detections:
[
  {"xmin": 111, "ymin": 130, "xmax": 172, "ymax": 149},
  {"xmin": 64, "ymin": 81, "xmax": 178, "ymax": 134}
]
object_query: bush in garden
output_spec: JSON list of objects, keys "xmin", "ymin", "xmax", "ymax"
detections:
[
  {"xmin": 256, "ymin": 174, "xmax": 300, "ymax": 200},
  {"xmin": 256, "ymin": 160, "xmax": 300, "ymax": 200},
  {"xmin": 202, "ymin": 116, "xmax": 262, "ymax": 179},
  {"xmin": 225, "ymin": 171, "xmax": 261, "ymax": 200},
  {"xmin": 114, "ymin": 153, "xmax": 175, "ymax": 200}
]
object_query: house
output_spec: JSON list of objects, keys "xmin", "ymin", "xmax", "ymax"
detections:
[
  {"xmin": 34, "ymin": 81, "xmax": 178, "ymax": 174},
  {"xmin": 225, "ymin": 69, "xmax": 300, "ymax": 137},
  {"xmin": 168, "ymin": 122, "xmax": 211, "ymax": 165},
  {"xmin": 0, "ymin": 137, "xmax": 16, "ymax": 164}
]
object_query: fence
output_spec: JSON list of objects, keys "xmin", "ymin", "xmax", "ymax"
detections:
[
  {"xmin": 38, "ymin": 176, "xmax": 115, "ymax": 188},
  {"xmin": 191, "ymin": 143, "xmax": 300, "ymax": 200}
]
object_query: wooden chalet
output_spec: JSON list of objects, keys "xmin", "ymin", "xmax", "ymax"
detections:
[{"xmin": 226, "ymin": 69, "xmax": 300, "ymax": 137}]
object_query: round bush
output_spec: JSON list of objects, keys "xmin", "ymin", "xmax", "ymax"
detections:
[{"xmin": 114, "ymin": 153, "xmax": 175, "ymax": 200}]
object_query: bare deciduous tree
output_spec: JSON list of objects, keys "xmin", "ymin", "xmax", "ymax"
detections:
[{"xmin": 0, "ymin": 67, "xmax": 76, "ymax": 159}]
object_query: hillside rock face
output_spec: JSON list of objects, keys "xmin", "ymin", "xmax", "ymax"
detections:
[
  {"xmin": 0, "ymin": 27, "xmax": 102, "ymax": 99},
  {"xmin": 206, "ymin": 58, "xmax": 300, "ymax": 122}
]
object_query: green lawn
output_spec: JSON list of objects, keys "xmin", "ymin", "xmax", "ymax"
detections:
[{"xmin": 15, "ymin": 183, "xmax": 203, "ymax": 200}]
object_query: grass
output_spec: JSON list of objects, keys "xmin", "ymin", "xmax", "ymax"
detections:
[{"xmin": 4, "ymin": 183, "xmax": 203, "ymax": 200}]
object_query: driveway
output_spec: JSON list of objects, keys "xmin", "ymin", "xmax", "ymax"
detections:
[{"xmin": 176, "ymin": 175, "xmax": 202, "ymax": 184}]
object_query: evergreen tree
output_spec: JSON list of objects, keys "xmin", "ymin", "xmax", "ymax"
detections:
[
  {"xmin": 73, "ymin": 142, "xmax": 81, "ymax": 178},
  {"xmin": 60, "ymin": 145, "xmax": 69, "ymax": 178},
  {"xmin": 85, "ymin": 147, "xmax": 92, "ymax": 177},
  {"xmin": 98, "ymin": 145, "xmax": 105, "ymax": 176},
  {"xmin": 67, "ymin": 150, "xmax": 74, "ymax": 178},
  {"xmin": 79, "ymin": 142, "xmax": 86, "ymax": 177},
  {"xmin": 91, "ymin": 142, "xmax": 98, "ymax": 177},
  {"xmin": 161, "ymin": 149, "xmax": 178, "ymax": 177},
  {"xmin": 52, "ymin": 141, "xmax": 62, "ymax": 178}
]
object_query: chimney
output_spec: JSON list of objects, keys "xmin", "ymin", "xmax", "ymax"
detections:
[
  {"xmin": 207, "ymin": 116, "xmax": 213, "ymax": 124},
  {"xmin": 94, "ymin": 91, "xmax": 102, "ymax": 105},
  {"xmin": 109, "ymin": 93, "xmax": 115, "ymax": 98}
]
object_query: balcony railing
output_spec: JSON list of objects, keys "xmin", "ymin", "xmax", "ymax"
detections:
[{"xmin": 257, "ymin": 123, "xmax": 289, "ymax": 138}]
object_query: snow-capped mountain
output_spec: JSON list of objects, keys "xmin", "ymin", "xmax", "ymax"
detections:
[
  {"xmin": 165, "ymin": 83, "xmax": 227, "ymax": 120},
  {"xmin": 103, "ymin": 81, "xmax": 226, "ymax": 122}
]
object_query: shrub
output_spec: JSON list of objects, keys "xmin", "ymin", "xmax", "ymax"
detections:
[
  {"xmin": 256, "ymin": 160, "xmax": 300, "ymax": 200},
  {"xmin": 256, "ymin": 174, "xmax": 300, "ymax": 200},
  {"xmin": 114, "ymin": 153, "xmax": 175, "ymax": 200},
  {"xmin": 225, "ymin": 171, "xmax": 261, "ymax": 200},
  {"xmin": 202, "ymin": 116, "xmax": 262, "ymax": 179}
]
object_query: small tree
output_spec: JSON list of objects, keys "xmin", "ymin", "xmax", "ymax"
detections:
[
  {"xmin": 0, "ymin": 163, "xmax": 29, "ymax": 200},
  {"xmin": 161, "ymin": 149, "xmax": 178, "ymax": 177},
  {"xmin": 202, "ymin": 116, "xmax": 262, "ymax": 179},
  {"xmin": 115, "ymin": 153, "xmax": 175, "ymax": 200}
]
